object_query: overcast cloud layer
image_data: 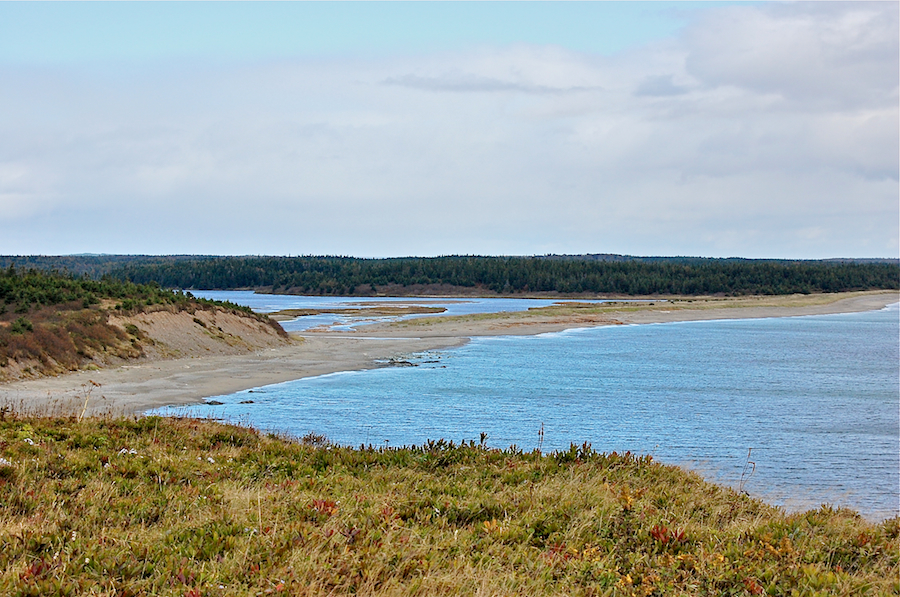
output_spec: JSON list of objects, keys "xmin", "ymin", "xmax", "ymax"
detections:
[{"xmin": 0, "ymin": 2, "xmax": 897, "ymax": 258}]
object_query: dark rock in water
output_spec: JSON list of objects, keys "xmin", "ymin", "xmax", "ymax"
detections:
[
  {"xmin": 239, "ymin": 400, "xmax": 254, "ymax": 404},
  {"xmin": 422, "ymin": 360, "xmax": 440, "ymax": 364},
  {"xmin": 205, "ymin": 400, "xmax": 225, "ymax": 405},
  {"xmin": 388, "ymin": 360, "xmax": 416, "ymax": 367}
]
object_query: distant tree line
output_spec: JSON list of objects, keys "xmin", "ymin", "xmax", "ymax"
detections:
[
  {"xmin": 109, "ymin": 256, "xmax": 900, "ymax": 296},
  {"xmin": 0, "ymin": 255, "xmax": 214, "ymax": 279}
]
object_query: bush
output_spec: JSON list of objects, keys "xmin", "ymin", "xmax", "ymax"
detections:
[{"xmin": 10, "ymin": 317, "xmax": 33, "ymax": 335}]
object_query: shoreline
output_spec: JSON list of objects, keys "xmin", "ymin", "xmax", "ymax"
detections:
[
  {"xmin": 333, "ymin": 289, "xmax": 900, "ymax": 338},
  {"xmin": 1, "ymin": 290, "xmax": 896, "ymax": 416},
  {"xmin": 0, "ymin": 336, "xmax": 468, "ymax": 417}
]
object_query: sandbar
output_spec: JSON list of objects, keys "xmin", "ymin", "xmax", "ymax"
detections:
[{"xmin": 1, "ymin": 290, "xmax": 896, "ymax": 416}]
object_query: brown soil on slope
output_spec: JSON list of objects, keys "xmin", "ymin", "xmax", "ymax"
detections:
[{"xmin": 0, "ymin": 305, "xmax": 290, "ymax": 383}]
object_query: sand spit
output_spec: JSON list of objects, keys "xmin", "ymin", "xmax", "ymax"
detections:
[
  {"xmin": 1, "ymin": 290, "xmax": 896, "ymax": 416},
  {"xmin": 340, "ymin": 290, "xmax": 900, "ymax": 337}
]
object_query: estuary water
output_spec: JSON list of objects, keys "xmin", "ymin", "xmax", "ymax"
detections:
[
  {"xmin": 191, "ymin": 290, "xmax": 616, "ymax": 332},
  {"xmin": 157, "ymin": 293, "xmax": 900, "ymax": 520}
]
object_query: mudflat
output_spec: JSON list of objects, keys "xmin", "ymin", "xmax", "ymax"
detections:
[{"xmin": 1, "ymin": 290, "xmax": 896, "ymax": 415}]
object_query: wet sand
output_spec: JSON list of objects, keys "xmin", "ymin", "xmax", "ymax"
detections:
[
  {"xmin": 0, "ymin": 336, "xmax": 465, "ymax": 417},
  {"xmin": 1, "ymin": 291, "xmax": 896, "ymax": 416}
]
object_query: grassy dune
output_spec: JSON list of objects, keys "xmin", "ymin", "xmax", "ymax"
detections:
[
  {"xmin": 0, "ymin": 268, "xmax": 285, "ymax": 382},
  {"xmin": 0, "ymin": 417, "xmax": 896, "ymax": 596}
]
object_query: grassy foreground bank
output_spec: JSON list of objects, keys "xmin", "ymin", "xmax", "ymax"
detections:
[{"xmin": 0, "ymin": 417, "xmax": 896, "ymax": 596}]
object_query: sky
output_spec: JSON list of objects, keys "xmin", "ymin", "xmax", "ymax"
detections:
[{"xmin": 0, "ymin": 2, "xmax": 897, "ymax": 259}]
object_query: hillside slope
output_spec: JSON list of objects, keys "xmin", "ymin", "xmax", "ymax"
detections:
[
  {"xmin": 0, "ymin": 268, "xmax": 289, "ymax": 382},
  {"xmin": 0, "ymin": 417, "xmax": 896, "ymax": 596}
]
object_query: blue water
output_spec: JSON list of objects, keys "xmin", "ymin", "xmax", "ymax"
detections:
[
  {"xmin": 155, "ymin": 296, "xmax": 900, "ymax": 521},
  {"xmin": 190, "ymin": 291, "xmax": 623, "ymax": 332}
]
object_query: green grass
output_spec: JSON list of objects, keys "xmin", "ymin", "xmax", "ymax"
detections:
[{"xmin": 0, "ymin": 417, "xmax": 896, "ymax": 596}]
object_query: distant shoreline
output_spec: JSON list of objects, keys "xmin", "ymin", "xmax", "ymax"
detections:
[
  {"xmin": 1, "ymin": 290, "xmax": 896, "ymax": 416},
  {"xmin": 327, "ymin": 289, "xmax": 900, "ymax": 338}
]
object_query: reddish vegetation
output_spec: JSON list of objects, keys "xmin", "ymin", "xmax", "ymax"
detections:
[
  {"xmin": 0, "ymin": 417, "xmax": 896, "ymax": 596},
  {"xmin": 0, "ymin": 303, "xmax": 137, "ymax": 380},
  {"xmin": 0, "ymin": 303, "xmax": 289, "ymax": 382}
]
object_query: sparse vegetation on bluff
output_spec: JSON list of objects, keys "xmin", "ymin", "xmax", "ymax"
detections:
[
  {"xmin": 0, "ymin": 416, "xmax": 896, "ymax": 596},
  {"xmin": 0, "ymin": 268, "xmax": 285, "ymax": 381}
]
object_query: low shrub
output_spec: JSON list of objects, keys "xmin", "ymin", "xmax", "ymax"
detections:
[
  {"xmin": 10, "ymin": 317, "xmax": 32, "ymax": 334},
  {"xmin": 0, "ymin": 417, "xmax": 895, "ymax": 596}
]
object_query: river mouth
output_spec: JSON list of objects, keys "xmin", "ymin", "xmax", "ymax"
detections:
[{"xmin": 152, "ymin": 298, "xmax": 900, "ymax": 522}]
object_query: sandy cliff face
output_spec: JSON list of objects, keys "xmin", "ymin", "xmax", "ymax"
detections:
[
  {"xmin": 108, "ymin": 307, "xmax": 291, "ymax": 360},
  {"xmin": 0, "ymin": 306, "xmax": 291, "ymax": 382}
]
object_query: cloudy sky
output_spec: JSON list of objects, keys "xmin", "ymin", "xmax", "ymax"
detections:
[{"xmin": 1, "ymin": 2, "xmax": 897, "ymax": 258}]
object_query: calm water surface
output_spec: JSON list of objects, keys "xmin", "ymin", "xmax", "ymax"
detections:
[
  {"xmin": 157, "ymin": 295, "xmax": 900, "ymax": 520},
  {"xmin": 190, "ymin": 291, "xmax": 617, "ymax": 332}
]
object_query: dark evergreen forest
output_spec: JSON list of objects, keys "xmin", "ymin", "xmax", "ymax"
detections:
[
  {"xmin": 0, "ymin": 255, "xmax": 211, "ymax": 279},
  {"xmin": 0, "ymin": 266, "xmax": 251, "ymax": 315},
  {"xmin": 108, "ymin": 256, "xmax": 900, "ymax": 296}
]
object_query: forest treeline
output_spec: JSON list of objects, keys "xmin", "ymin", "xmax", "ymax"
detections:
[
  {"xmin": 109, "ymin": 256, "xmax": 900, "ymax": 296},
  {"xmin": 0, "ymin": 255, "xmax": 210, "ymax": 279}
]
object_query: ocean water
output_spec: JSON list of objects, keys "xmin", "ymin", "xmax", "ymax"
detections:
[{"xmin": 155, "ymin": 297, "xmax": 900, "ymax": 520}]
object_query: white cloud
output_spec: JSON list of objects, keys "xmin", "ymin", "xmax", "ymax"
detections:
[
  {"xmin": 0, "ymin": 3, "xmax": 896, "ymax": 258},
  {"xmin": 684, "ymin": 2, "xmax": 898, "ymax": 109}
]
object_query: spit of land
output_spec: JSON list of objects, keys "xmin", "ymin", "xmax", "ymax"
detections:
[{"xmin": 1, "ymin": 290, "xmax": 896, "ymax": 416}]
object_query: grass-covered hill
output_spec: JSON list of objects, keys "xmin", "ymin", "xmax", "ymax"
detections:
[
  {"xmin": 0, "ymin": 268, "xmax": 286, "ymax": 381},
  {"xmin": 111, "ymin": 255, "xmax": 900, "ymax": 297},
  {"xmin": 0, "ymin": 416, "xmax": 896, "ymax": 596}
]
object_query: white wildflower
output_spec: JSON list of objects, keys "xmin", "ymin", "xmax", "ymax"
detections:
[
  {"xmin": 23, "ymin": 438, "xmax": 34, "ymax": 445},
  {"xmin": 207, "ymin": 457, "xmax": 215, "ymax": 464},
  {"xmin": 0, "ymin": 457, "xmax": 12, "ymax": 467}
]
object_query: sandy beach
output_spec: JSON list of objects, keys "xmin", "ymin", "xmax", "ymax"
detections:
[{"xmin": 1, "ymin": 290, "xmax": 896, "ymax": 416}]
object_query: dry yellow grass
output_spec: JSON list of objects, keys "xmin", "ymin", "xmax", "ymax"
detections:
[{"xmin": 0, "ymin": 416, "xmax": 896, "ymax": 596}]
